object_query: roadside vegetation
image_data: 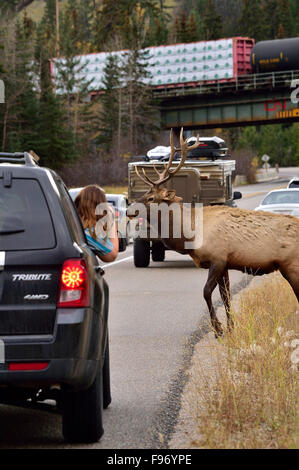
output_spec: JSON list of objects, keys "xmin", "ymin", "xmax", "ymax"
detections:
[{"xmin": 176, "ymin": 273, "xmax": 299, "ymax": 449}]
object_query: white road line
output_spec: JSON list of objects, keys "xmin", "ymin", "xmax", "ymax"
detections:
[{"xmin": 102, "ymin": 255, "xmax": 133, "ymax": 269}]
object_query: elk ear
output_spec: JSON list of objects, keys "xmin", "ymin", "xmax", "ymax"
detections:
[{"xmin": 165, "ymin": 190, "xmax": 177, "ymax": 201}]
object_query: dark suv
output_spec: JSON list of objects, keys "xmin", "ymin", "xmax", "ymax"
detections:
[{"xmin": 0, "ymin": 152, "xmax": 110, "ymax": 443}]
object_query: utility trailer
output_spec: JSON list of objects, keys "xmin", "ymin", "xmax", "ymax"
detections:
[{"xmin": 128, "ymin": 137, "xmax": 242, "ymax": 267}]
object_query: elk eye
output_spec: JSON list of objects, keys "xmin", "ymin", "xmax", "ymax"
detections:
[{"xmin": 148, "ymin": 196, "xmax": 154, "ymax": 202}]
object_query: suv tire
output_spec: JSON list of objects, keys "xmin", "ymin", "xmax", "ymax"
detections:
[
  {"xmin": 134, "ymin": 238, "xmax": 150, "ymax": 268},
  {"xmin": 152, "ymin": 242, "xmax": 165, "ymax": 262},
  {"xmin": 103, "ymin": 335, "xmax": 111, "ymax": 409},
  {"xmin": 62, "ymin": 365, "xmax": 104, "ymax": 443}
]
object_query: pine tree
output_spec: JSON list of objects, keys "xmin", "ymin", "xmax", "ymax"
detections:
[
  {"xmin": 77, "ymin": 0, "xmax": 95, "ymax": 51},
  {"xmin": 262, "ymin": 0, "xmax": 279, "ymax": 39},
  {"xmin": 0, "ymin": 18, "xmax": 39, "ymax": 152},
  {"xmin": 239, "ymin": 0, "xmax": 264, "ymax": 41},
  {"xmin": 146, "ymin": 14, "xmax": 169, "ymax": 46},
  {"xmin": 98, "ymin": 54, "xmax": 124, "ymax": 151},
  {"xmin": 122, "ymin": 46, "xmax": 158, "ymax": 155},
  {"xmin": 178, "ymin": 10, "xmax": 189, "ymax": 43},
  {"xmin": 187, "ymin": 12, "xmax": 199, "ymax": 42},
  {"xmin": 34, "ymin": 16, "xmax": 78, "ymax": 169},
  {"xmin": 44, "ymin": 0, "xmax": 57, "ymax": 29},
  {"xmin": 276, "ymin": 24, "xmax": 286, "ymax": 39},
  {"xmin": 54, "ymin": 5, "xmax": 95, "ymax": 155},
  {"xmin": 275, "ymin": 0, "xmax": 293, "ymax": 37},
  {"xmin": 203, "ymin": 0, "xmax": 223, "ymax": 40}
]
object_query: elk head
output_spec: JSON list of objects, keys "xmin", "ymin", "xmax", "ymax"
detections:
[{"xmin": 135, "ymin": 127, "xmax": 200, "ymax": 206}]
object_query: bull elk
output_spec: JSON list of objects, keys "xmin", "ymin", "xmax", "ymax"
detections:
[{"xmin": 133, "ymin": 128, "xmax": 299, "ymax": 337}]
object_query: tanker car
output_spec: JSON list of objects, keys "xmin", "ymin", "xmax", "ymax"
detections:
[
  {"xmin": 51, "ymin": 37, "xmax": 299, "ymax": 93},
  {"xmin": 250, "ymin": 37, "xmax": 299, "ymax": 74}
]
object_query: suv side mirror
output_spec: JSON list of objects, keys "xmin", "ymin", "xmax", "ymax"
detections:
[{"xmin": 233, "ymin": 191, "xmax": 242, "ymax": 200}]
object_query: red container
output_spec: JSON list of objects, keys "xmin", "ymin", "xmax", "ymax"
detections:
[{"xmin": 233, "ymin": 37, "xmax": 255, "ymax": 76}]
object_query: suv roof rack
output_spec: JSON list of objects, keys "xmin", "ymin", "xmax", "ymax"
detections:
[{"xmin": 0, "ymin": 152, "xmax": 39, "ymax": 167}]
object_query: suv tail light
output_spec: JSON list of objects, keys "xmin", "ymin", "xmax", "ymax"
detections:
[{"xmin": 58, "ymin": 259, "xmax": 89, "ymax": 308}]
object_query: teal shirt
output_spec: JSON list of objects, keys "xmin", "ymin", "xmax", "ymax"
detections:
[{"xmin": 85, "ymin": 229, "xmax": 113, "ymax": 255}]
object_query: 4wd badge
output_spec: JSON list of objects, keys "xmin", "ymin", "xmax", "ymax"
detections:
[{"xmin": 24, "ymin": 294, "xmax": 49, "ymax": 301}]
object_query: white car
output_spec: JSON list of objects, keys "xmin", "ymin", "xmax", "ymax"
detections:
[{"xmin": 255, "ymin": 189, "xmax": 299, "ymax": 217}]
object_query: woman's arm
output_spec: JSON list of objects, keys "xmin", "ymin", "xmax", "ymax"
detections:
[{"xmin": 98, "ymin": 222, "xmax": 119, "ymax": 263}]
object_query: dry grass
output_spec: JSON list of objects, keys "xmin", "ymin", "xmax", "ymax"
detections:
[
  {"xmin": 175, "ymin": 273, "xmax": 299, "ymax": 449},
  {"xmin": 102, "ymin": 185, "xmax": 128, "ymax": 196}
]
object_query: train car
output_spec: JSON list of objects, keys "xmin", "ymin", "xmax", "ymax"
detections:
[
  {"xmin": 51, "ymin": 37, "xmax": 255, "ymax": 92},
  {"xmin": 250, "ymin": 37, "xmax": 299, "ymax": 73}
]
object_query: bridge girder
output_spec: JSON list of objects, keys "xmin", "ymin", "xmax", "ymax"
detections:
[{"xmin": 160, "ymin": 89, "xmax": 299, "ymax": 130}]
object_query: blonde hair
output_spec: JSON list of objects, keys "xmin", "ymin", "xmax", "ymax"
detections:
[{"xmin": 75, "ymin": 185, "xmax": 107, "ymax": 239}]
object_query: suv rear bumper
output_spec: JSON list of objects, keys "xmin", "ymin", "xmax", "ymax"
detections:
[{"xmin": 0, "ymin": 307, "xmax": 105, "ymax": 391}]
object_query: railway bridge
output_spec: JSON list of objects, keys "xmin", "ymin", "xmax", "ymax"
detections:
[{"xmin": 154, "ymin": 70, "xmax": 299, "ymax": 130}]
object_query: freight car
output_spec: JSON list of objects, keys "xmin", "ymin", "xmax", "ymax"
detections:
[
  {"xmin": 51, "ymin": 37, "xmax": 254, "ymax": 91},
  {"xmin": 250, "ymin": 37, "xmax": 299, "ymax": 74}
]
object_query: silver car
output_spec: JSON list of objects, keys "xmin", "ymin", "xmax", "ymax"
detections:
[{"xmin": 255, "ymin": 189, "xmax": 299, "ymax": 217}]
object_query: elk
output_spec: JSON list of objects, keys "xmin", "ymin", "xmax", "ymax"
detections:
[{"xmin": 133, "ymin": 128, "xmax": 299, "ymax": 337}]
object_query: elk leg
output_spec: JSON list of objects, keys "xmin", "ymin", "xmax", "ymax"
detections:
[
  {"xmin": 204, "ymin": 264, "xmax": 225, "ymax": 337},
  {"xmin": 280, "ymin": 267, "xmax": 299, "ymax": 302},
  {"xmin": 218, "ymin": 269, "xmax": 233, "ymax": 331}
]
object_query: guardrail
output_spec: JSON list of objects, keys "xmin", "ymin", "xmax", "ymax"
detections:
[{"xmin": 152, "ymin": 69, "xmax": 299, "ymax": 98}]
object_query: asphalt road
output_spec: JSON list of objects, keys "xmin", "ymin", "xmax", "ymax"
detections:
[{"xmin": 0, "ymin": 170, "xmax": 297, "ymax": 449}]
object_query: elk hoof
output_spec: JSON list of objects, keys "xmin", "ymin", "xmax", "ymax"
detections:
[{"xmin": 213, "ymin": 324, "xmax": 224, "ymax": 339}]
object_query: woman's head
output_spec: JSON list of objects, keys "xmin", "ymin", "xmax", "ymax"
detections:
[{"xmin": 75, "ymin": 185, "xmax": 107, "ymax": 235}]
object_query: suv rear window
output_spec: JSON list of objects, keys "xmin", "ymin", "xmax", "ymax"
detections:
[{"xmin": 0, "ymin": 178, "xmax": 56, "ymax": 251}]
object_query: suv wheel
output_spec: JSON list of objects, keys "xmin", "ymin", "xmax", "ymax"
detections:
[
  {"xmin": 103, "ymin": 335, "xmax": 111, "ymax": 409},
  {"xmin": 62, "ymin": 365, "xmax": 104, "ymax": 443},
  {"xmin": 133, "ymin": 238, "xmax": 150, "ymax": 268},
  {"xmin": 152, "ymin": 242, "xmax": 165, "ymax": 262}
]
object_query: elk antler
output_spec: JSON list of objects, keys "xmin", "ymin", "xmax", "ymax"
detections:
[{"xmin": 135, "ymin": 128, "xmax": 200, "ymax": 188}]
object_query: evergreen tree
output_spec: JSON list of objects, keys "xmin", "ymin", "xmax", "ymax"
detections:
[
  {"xmin": 147, "ymin": 16, "xmax": 169, "ymax": 46},
  {"xmin": 187, "ymin": 12, "xmax": 199, "ymax": 42},
  {"xmin": 122, "ymin": 46, "xmax": 158, "ymax": 155},
  {"xmin": 275, "ymin": 0, "xmax": 293, "ymax": 37},
  {"xmin": 203, "ymin": 0, "xmax": 223, "ymax": 40},
  {"xmin": 262, "ymin": 0, "xmax": 279, "ymax": 39},
  {"xmin": 98, "ymin": 54, "xmax": 124, "ymax": 151},
  {"xmin": 34, "ymin": 16, "xmax": 78, "ymax": 168},
  {"xmin": 0, "ymin": 18, "xmax": 39, "ymax": 152},
  {"xmin": 173, "ymin": 11, "xmax": 189, "ymax": 43},
  {"xmin": 54, "ymin": 4, "xmax": 95, "ymax": 156},
  {"xmin": 77, "ymin": 0, "xmax": 95, "ymax": 51},
  {"xmin": 44, "ymin": 0, "xmax": 57, "ymax": 29},
  {"xmin": 239, "ymin": 0, "xmax": 264, "ymax": 41}
]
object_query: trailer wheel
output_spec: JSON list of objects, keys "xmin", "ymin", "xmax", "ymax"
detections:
[{"xmin": 133, "ymin": 238, "xmax": 150, "ymax": 267}]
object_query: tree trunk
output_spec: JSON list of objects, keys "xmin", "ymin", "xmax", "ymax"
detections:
[{"xmin": 2, "ymin": 105, "xmax": 9, "ymax": 151}]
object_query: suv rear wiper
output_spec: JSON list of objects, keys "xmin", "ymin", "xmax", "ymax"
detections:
[
  {"xmin": 0, "ymin": 228, "xmax": 25, "ymax": 235},
  {"xmin": 0, "ymin": 216, "xmax": 25, "ymax": 235}
]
